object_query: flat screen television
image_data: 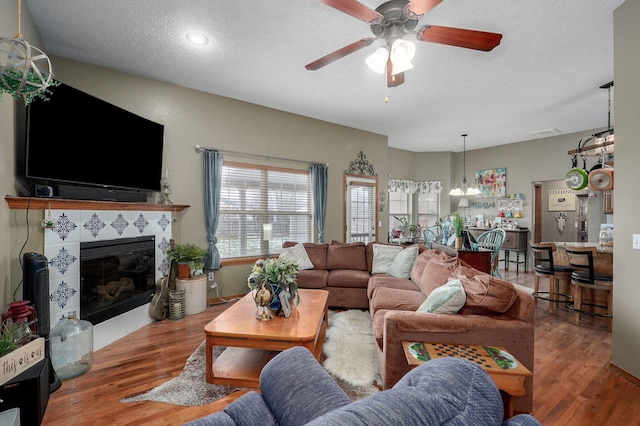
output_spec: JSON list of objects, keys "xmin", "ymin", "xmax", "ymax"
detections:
[{"xmin": 16, "ymin": 82, "xmax": 164, "ymax": 201}]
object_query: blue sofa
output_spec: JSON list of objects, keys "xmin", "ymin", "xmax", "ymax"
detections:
[{"xmin": 185, "ymin": 346, "xmax": 540, "ymax": 426}]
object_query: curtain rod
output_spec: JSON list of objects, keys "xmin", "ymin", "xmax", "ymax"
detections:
[{"xmin": 194, "ymin": 145, "xmax": 328, "ymax": 167}]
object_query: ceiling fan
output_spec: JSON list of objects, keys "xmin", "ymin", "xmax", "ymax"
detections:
[{"xmin": 305, "ymin": 0, "xmax": 503, "ymax": 87}]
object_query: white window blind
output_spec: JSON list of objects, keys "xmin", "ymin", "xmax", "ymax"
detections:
[
  {"xmin": 345, "ymin": 176, "xmax": 376, "ymax": 243},
  {"xmin": 389, "ymin": 191, "xmax": 411, "ymax": 230},
  {"xmin": 418, "ymin": 192, "xmax": 440, "ymax": 228},
  {"xmin": 217, "ymin": 162, "xmax": 313, "ymax": 258}
]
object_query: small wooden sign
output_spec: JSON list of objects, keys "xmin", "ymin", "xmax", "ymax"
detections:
[{"xmin": 0, "ymin": 337, "xmax": 45, "ymax": 385}]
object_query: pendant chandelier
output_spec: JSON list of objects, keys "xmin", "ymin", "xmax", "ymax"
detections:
[
  {"xmin": 449, "ymin": 134, "xmax": 481, "ymax": 197},
  {"xmin": 0, "ymin": 0, "xmax": 56, "ymax": 105}
]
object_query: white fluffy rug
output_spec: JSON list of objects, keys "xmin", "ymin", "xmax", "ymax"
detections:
[
  {"xmin": 121, "ymin": 309, "xmax": 380, "ymax": 406},
  {"xmin": 323, "ymin": 309, "xmax": 381, "ymax": 388}
]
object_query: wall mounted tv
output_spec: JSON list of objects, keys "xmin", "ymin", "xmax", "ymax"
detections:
[{"xmin": 16, "ymin": 82, "xmax": 164, "ymax": 202}]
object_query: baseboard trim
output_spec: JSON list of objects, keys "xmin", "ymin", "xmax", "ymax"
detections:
[{"xmin": 610, "ymin": 363, "xmax": 640, "ymax": 386}]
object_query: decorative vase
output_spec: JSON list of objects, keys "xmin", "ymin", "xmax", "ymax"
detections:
[
  {"xmin": 49, "ymin": 312, "xmax": 93, "ymax": 379},
  {"xmin": 268, "ymin": 283, "xmax": 283, "ymax": 311},
  {"xmin": 177, "ymin": 262, "xmax": 191, "ymax": 278},
  {"xmin": 254, "ymin": 283, "xmax": 274, "ymax": 321},
  {"xmin": 455, "ymin": 236, "xmax": 463, "ymax": 250}
]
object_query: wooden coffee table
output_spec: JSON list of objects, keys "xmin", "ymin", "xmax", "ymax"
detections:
[
  {"xmin": 402, "ymin": 341, "xmax": 532, "ymax": 418},
  {"xmin": 204, "ymin": 289, "xmax": 328, "ymax": 388}
]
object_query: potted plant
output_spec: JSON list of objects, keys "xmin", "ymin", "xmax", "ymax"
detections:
[
  {"xmin": 392, "ymin": 216, "xmax": 421, "ymax": 240},
  {"xmin": 452, "ymin": 212, "xmax": 466, "ymax": 250},
  {"xmin": 247, "ymin": 257, "xmax": 300, "ymax": 317},
  {"xmin": 167, "ymin": 243, "xmax": 208, "ymax": 278}
]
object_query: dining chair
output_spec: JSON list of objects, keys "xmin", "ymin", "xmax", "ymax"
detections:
[
  {"xmin": 423, "ymin": 226, "xmax": 443, "ymax": 249},
  {"xmin": 475, "ymin": 229, "xmax": 506, "ymax": 278},
  {"xmin": 529, "ymin": 242, "xmax": 574, "ymax": 313},
  {"xmin": 564, "ymin": 245, "xmax": 613, "ymax": 331}
]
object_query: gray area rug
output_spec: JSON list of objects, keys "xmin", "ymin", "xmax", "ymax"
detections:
[{"xmin": 121, "ymin": 309, "xmax": 380, "ymax": 407}]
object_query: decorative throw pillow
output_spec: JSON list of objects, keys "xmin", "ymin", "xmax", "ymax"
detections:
[
  {"xmin": 417, "ymin": 279, "xmax": 466, "ymax": 314},
  {"xmin": 387, "ymin": 245, "xmax": 419, "ymax": 279},
  {"xmin": 278, "ymin": 243, "xmax": 314, "ymax": 270},
  {"xmin": 371, "ymin": 244, "xmax": 404, "ymax": 274}
]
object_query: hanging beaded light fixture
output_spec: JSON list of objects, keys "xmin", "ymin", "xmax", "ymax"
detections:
[{"xmin": 0, "ymin": 0, "xmax": 56, "ymax": 105}]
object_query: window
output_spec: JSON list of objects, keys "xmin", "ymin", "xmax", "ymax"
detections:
[
  {"xmin": 217, "ymin": 162, "xmax": 313, "ymax": 258},
  {"xmin": 389, "ymin": 191, "xmax": 412, "ymax": 231},
  {"xmin": 417, "ymin": 192, "xmax": 440, "ymax": 228},
  {"xmin": 345, "ymin": 174, "xmax": 377, "ymax": 243},
  {"xmin": 388, "ymin": 179, "xmax": 442, "ymax": 238}
]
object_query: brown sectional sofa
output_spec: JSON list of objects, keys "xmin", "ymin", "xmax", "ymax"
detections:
[
  {"xmin": 282, "ymin": 240, "xmax": 535, "ymax": 414},
  {"xmin": 282, "ymin": 240, "xmax": 399, "ymax": 309}
]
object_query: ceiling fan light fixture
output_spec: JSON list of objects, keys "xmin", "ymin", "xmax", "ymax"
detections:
[
  {"xmin": 389, "ymin": 39, "xmax": 415, "ymax": 74},
  {"xmin": 365, "ymin": 47, "xmax": 389, "ymax": 74}
]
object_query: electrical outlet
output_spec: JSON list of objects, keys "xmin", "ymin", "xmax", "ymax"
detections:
[
  {"xmin": 208, "ymin": 271, "xmax": 215, "ymax": 281},
  {"xmin": 210, "ymin": 282, "xmax": 218, "ymax": 290},
  {"xmin": 633, "ymin": 234, "xmax": 640, "ymax": 250}
]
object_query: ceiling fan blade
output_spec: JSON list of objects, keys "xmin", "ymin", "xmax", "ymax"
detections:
[
  {"xmin": 387, "ymin": 58, "xmax": 404, "ymax": 87},
  {"xmin": 406, "ymin": 0, "xmax": 443, "ymax": 17},
  {"xmin": 417, "ymin": 25, "xmax": 503, "ymax": 51},
  {"xmin": 305, "ymin": 38, "xmax": 376, "ymax": 71},
  {"xmin": 319, "ymin": 0, "xmax": 383, "ymax": 23}
]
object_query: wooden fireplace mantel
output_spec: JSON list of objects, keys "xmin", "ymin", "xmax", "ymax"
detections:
[{"xmin": 5, "ymin": 195, "xmax": 190, "ymax": 212}]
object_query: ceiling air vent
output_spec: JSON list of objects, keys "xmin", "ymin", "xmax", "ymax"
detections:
[{"xmin": 530, "ymin": 128, "xmax": 562, "ymax": 138}]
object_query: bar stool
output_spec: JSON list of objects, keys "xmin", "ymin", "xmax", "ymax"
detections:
[
  {"xmin": 564, "ymin": 245, "xmax": 613, "ymax": 331},
  {"xmin": 530, "ymin": 242, "xmax": 574, "ymax": 313}
]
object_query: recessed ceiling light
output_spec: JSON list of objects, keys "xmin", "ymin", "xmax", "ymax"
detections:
[{"xmin": 186, "ymin": 32, "xmax": 209, "ymax": 46}]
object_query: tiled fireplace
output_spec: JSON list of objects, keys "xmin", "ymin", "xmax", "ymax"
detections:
[{"xmin": 44, "ymin": 207, "xmax": 173, "ymax": 350}]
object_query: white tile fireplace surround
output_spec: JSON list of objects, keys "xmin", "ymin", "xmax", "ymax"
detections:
[{"xmin": 44, "ymin": 207, "xmax": 174, "ymax": 350}]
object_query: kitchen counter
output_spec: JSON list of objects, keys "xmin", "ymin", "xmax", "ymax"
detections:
[{"xmin": 553, "ymin": 242, "xmax": 613, "ymax": 274}]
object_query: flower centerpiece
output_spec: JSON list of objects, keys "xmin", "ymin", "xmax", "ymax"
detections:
[
  {"xmin": 392, "ymin": 216, "xmax": 421, "ymax": 240},
  {"xmin": 247, "ymin": 257, "xmax": 300, "ymax": 312}
]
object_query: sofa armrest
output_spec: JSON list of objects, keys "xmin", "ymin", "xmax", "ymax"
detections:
[
  {"xmin": 260, "ymin": 346, "xmax": 351, "ymax": 424},
  {"xmin": 379, "ymin": 309, "xmax": 535, "ymax": 414}
]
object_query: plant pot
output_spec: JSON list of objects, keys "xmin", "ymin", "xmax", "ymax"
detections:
[
  {"xmin": 177, "ymin": 262, "xmax": 191, "ymax": 278},
  {"xmin": 455, "ymin": 236, "xmax": 463, "ymax": 250}
]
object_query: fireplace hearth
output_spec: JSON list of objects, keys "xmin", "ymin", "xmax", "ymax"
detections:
[{"xmin": 80, "ymin": 236, "xmax": 155, "ymax": 325}]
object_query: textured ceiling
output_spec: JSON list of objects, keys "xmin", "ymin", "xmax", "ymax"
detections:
[{"xmin": 23, "ymin": 0, "xmax": 624, "ymax": 152}]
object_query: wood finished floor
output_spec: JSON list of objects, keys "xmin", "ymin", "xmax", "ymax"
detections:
[{"xmin": 41, "ymin": 269, "xmax": 640, "ymax": 426}]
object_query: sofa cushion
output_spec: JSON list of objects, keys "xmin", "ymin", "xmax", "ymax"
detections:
[
  {"xmin": 295, "ymin": 269, "xmax": 329, "ymax": 289},
  {"xmin": 327, "ymin": 241, "xmax": 367, "ymax": 271},
  {"xmin": 387, "ymin": 245, "xmax": 419, "ymax": 279},
  {"xmin": 417, "ymin": 279, "xmax": 466, "ymax": 314},
  {"xmin": 307, "ymin": 357, "xmax": 507, "ymax": 426},
  {"xmin": 416, "ymin": 255, "xmax": 459, "ymax": 296},
  {"xmin": 370, "ymin": 286, "xmax": 426, "ymax": 316},
  {"xmin": 279, "ymin": 242, "xmax": 314, "ymax": 270},
  {"xmin": 409, "ymin": 249, "xmax": 439, "ymax": 283},
  {"xmin": 451, "ymin": 265, "xmax": 519, "ymax": 315},
  {"xmin": 326, "ymin": 269, "xmax": 370, "ymax": 288},
  {"xmin": 370, "ymin": 243, "xmax": 404, "ymax": 274},
  {"xmin": 367, "ymin": 274, "xmax": 420, "ymax": 299},
  {"xmin": 283, "ymin": 241, "xmax": 328, "ymax": 270}
]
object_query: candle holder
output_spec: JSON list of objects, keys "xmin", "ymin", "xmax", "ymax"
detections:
[
  {"xmin": 169, "ymin": 289, "xmax": 186, "ymax": 320},
  {"xmin": 41, "ymin": 202, "xmax": 57, "ymax": 229},
  {"xmin": 160, "ymin": 168, "xmax": 173, "ymax": 205}
]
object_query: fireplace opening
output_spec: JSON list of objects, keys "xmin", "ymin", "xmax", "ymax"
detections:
[{"xmin": 80, "ymin": 236, "xmax": 155, "ymax": 325}]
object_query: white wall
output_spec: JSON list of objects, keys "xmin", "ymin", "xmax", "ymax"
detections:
[{"xmin": 612, "ymin": 0, "xmax": 640, "ymax": 380}]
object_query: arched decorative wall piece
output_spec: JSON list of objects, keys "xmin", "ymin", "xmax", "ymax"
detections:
[{"xmin": 346, "ymin": 151, "xmax": 377, "ymax": 176}]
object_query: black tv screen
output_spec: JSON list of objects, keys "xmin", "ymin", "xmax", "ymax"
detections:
[{"xmin": 22, "ymin": 82, "xmax": 164, "ymax": 194}]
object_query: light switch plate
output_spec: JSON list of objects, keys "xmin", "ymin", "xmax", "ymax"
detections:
[{"xmin": 633, "ymin": 234, "xmax": 640, "ymax": 250}]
